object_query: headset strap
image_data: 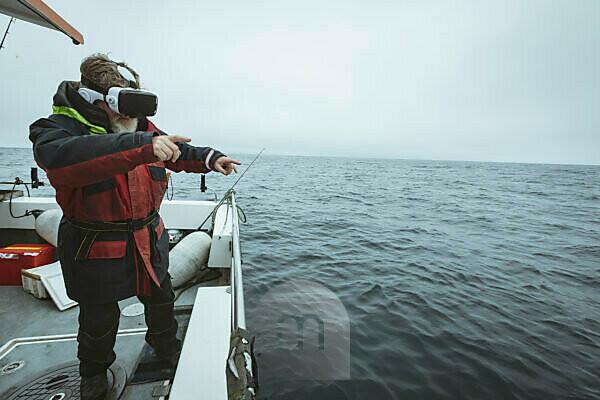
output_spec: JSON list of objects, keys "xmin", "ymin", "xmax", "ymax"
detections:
[
  {"xmin": 80, "ymin": 75, "xmax": 108, "ymax": 94},
  {"xmin": 80, "ymin": 74, "xmax": 138, "ymax": 94}
]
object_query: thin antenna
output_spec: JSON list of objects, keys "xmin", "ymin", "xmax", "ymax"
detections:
[
  {"xmin": 0, "ymin": 17, "xmax": 15, "ymax": 52},
  {"xmin": 197, "ymin": 148, "xmax": 266, "ymax": 230},
  {"xmin": 227, "ymin": 148, "xmax": 266, "ymax": 191}
]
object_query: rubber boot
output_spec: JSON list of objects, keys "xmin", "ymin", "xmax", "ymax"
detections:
[
  {"xmin": 80, "ymin": 371, "xmax": 108, "ymax": 400},
  {"xmin": 155, "ymin": 338, "xmax": 182, "ymax": 367}
]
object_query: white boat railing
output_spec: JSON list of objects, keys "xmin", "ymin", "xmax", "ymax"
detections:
[{"xmin": 230, "ymin": 192, "xmax": 246, "ymax": 330}]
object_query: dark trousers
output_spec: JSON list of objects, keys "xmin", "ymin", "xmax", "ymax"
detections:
[{"xmin": 77, "ymin": 276, "xmax": 180, "ymax": 377}]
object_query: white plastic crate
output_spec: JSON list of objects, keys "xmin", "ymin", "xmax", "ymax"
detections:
[{"xmin": 22, "ymin": 268, "xmax": 48, "ymax": 298}]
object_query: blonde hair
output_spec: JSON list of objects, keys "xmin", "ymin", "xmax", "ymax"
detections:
[{"xmin": 80, "ymin": 53, "xmax": 141, "ymax": 92}]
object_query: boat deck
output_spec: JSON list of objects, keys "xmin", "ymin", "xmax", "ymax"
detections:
[
  {"xmin": 0, "ymin": 196, "xmax": 243, "ymax": 399},
  {"xmin": 0, "ymin": 276, "xmax": 223, "ymax": 399}
]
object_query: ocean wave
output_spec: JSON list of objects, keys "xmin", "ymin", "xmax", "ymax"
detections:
[{"xmin": 3, "ymin": 149, "xmax": 599, "ymax": 400}]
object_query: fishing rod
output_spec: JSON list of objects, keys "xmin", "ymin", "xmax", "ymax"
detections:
[{"xmin": 197, "ymin": 148, "xmax": 265, "ymax": 230}]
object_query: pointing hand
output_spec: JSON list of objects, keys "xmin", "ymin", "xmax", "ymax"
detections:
[
  {"xmin": 213, "ymin": 157, "xmax": 241, "ymax": 175},
  {"xmin": 152, "ymin": 135, "xmax": 191, "ymax": 162}
]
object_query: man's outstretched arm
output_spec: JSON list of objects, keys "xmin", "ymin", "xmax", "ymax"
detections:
[
  {"xmin": 147, "ymin": 120, "xmax": 240, "ymax": 175},
  {"xmin": 30, "ymin": 115, "xmax": 159, "ymax": 187}
]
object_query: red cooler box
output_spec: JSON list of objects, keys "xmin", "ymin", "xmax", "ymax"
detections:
[{"xmin": 0, "ymin": 244, "xmax": 56, "ymax": 285}]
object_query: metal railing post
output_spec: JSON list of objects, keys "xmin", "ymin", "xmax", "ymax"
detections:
[{"xmin": 230, "ymin": 193, "xmax": 246, "ymax": 330}]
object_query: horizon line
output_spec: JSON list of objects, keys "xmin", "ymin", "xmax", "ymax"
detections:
[{"xmin": 1, "ymin": 146, "xmax": 598, "ymax": 168}]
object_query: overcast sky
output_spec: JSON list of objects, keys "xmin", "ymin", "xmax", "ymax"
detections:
[{"xmin": 1, "ymin": 0, "xmax": 598, "ymax": 164}]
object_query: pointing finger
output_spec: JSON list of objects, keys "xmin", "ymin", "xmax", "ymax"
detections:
[
  {"xmin": 168, "ymin": 135, "xmax": 192, "ymax": 143},
  {"xmin": 214, "ymin": 163, "xmax": 225, "ymax": 174}
]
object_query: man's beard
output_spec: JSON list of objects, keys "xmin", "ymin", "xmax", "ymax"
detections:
[{"xmin": 110, "ymin": 115, "xmax": 138, "ymax": 133}]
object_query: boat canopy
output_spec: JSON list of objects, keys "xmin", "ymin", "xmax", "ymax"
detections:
[{"xmin": 0, "ymin": 0, "xmax": 83, "ymax": 44}]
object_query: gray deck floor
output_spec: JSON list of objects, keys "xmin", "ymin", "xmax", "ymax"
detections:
[{"xmin": 0, "ymin": 277, "xmax": 222, "ymax": 399}]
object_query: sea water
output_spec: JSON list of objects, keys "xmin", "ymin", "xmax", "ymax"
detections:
[{"xmin": 4, "ymin": 149, "xmax": 599, "ymax": 400}]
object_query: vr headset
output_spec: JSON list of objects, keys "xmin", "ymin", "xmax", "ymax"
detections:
[{"xmin": 78, "ymin": 75, "xmax": 158, "ymax": 117}]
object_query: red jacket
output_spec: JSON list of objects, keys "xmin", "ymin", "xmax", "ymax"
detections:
[{"xmin": 29, "ymin": 81, "xmax": 224, "ymax": 303}]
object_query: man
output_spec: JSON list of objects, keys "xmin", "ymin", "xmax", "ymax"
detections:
[{"xmin": 29, "ymin": 53, "xmax": 240, "ymax": 400}]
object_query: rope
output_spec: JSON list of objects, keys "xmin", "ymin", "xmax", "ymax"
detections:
[
  {"xmin": 199, "ymin": 187, "xmax": 248, "ymax": 231},
  {"xmin": 8, "ymin": 177, "xmax": 36, "ymax": 219},
  {"xmin": 236, "ymin": 205, "xmax": 247, "ymax": 224}
]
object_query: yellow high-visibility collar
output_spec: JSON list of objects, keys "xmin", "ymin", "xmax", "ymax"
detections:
[{"xmin": 52, "ymin": 105, "xmax": 107, "ymax": 135}]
